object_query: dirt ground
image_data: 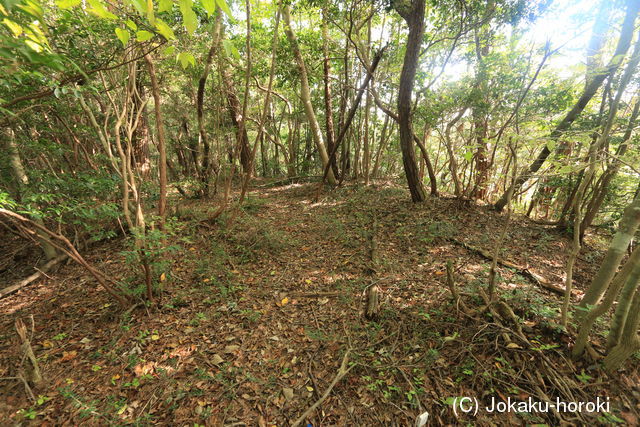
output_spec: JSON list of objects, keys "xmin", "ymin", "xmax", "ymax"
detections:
[{"xmin": 1, "ymin": 180, "xmax": 639, "ymax": 425}]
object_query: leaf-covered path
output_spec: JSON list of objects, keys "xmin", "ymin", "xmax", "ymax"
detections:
[{"xmin": 1, "ymin": 182, "xmax": 638, "ymax": 425}]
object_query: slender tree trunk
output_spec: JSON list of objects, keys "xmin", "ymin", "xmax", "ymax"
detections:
[
  {"xmin": 197, "ymin": 12, "xmax": 223, "ymax": 196},
  {"xmin": 238, "ymin": 2, "xmax": 280, "ymax": 203},
  {"xmin": 573, "ymin": 246, "xmax": 640, "ymax": 357},
  {"xmin": 282, "ymin": 5, "xmax": 337, "ymax": 185},
  {"xmin": 586, "ymin": 0, "xmax": 613, "ymax": 88},
  {"xmin": 580, "ymin": 43, "xmax": 640, "ymax": 236},
  {"xmin": 322, "ymin": 8, "xmax": 339, "ymax": 179},
  {"xmin": 603, "ymin": 288, "xmax": 640, "ymax": 372},
  {"xmin": 144, "ymin": 53, "xmax": 168, "ymax": 227},
  {"xmin": 580, "ymin": 195, "xmax": 640, "ymax": 309},
  {"xmin": 395, "ymin": 0, "xmax": 427, "ymax": 202},
  {"xmin": 471, "ymin": 1, "xmax": 493, "ymax": 199},
  {"xmin": 132, "ymin": 69, "xmax": 151, "ymax": 177},
  {"xmin": 372, "ymin": 113, "xmax": 390, "ymax": 178},
  {"xmin": 607, "ymin": 257, "xmax": 640, "ymax": 349},
  {"xmin": 363, "ymin": 90, "xmax": 372, "ymax": 185},
  {"xmin": 444, "ymin": 109, "xmax": 466, "ymax": 196}
]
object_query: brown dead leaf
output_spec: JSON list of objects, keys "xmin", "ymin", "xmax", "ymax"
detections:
[{"xmin": 60, "ymin": 350, "xmax": 77, "ymax": 362}]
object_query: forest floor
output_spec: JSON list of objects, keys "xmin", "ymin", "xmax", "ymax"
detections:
[{"xmin": 1, "ymin": 180, "xmax": 639, "ymax": 426}]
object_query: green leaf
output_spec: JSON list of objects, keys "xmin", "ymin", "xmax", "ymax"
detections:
[
  {"xmin": 557, "ymin": 165, "xmax": 573, "ymax": 174},
  {"xmin": 545, "ymin": 140, "xmax": 556, "ymax": 152},
  {"xmin": 215, "ymin": 0, "xmax": 231, "ymax": 18},
  {"xmin": 55, "ymin": 0, "xmax": 81, "ymax": 9},
  {"xmin": 157, "ymin": 0, "xmax": 172, "ymax": 12},
  {"xmin": 17, "ymin": 0, "xmax": 44, "ymax": 21},
  {"xmin": 162, "ymin": 45, "xmax": 175, "ymax": 56},
  {"xmin": 176, "ymin": 51, "xmax": 195, "ymax": 69},
  {"xmin": 115, "ymin": 28, "xmax": 130, "ymax": 46},
  {"xmin": 136, "ymin": 30, "xmax": 154, "ymax": 41},
  {"xmin": 154, "ymin": 18, "xmax": 175, "ymax": 40},
  {"xmin": 125, "ymin": 19, "xmax": 137, "ymax": 31},
  {"xmin": 179, "ymin": 0, "xmax": 197, "ymax": 34},
  {"xmin": 146, "ymin": 0, "xmax": 155, "ymax": 25},
  {"xmin": 130, "ymin": 0, "xmax": 147, "ymax": 15},
  {"xmin": 2, "ymin": 18, "xmax": 22, "ymax": 36},
  {"xmin": 222, "ymin": 39, "xmax": 240, "ymax": 60},
  {"xmin": 201, "ymin": 0, "xmax": 215, "ymax": 17},
  {"xmin": 86, "ymin": 0, "xmax": 117, "ymax": 20}
]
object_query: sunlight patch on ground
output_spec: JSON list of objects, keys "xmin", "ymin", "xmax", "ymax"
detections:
[
  {"xmin": 264, "ymin": 183, "xmax": 305, "ymax": 193},
  {"xmin": 299, "ymin": 199, "xmax": 346, "ymax": 209}
]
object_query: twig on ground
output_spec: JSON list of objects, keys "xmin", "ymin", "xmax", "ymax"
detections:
[{"xmin": 291, "ymin": 349, "xmax": 354, "ymax": 427}]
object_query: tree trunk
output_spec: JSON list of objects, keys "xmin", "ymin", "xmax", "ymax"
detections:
[
  {"xmin": 607, "ymin": 256, "xmax": 640, "ymax": 349},
  {"xmin": 132, "ymin": 69, "xmax": 151, "ymax": 177},
  {"xmin": 220, "ymin": 65, "xmax": 252, "ymax": 174},
  {"xmin": 579, "ymin": 36, "xmax": 640, "ymax": 236},
  {"xmin": 471, "ymin": 1, "xmax": 493, "ymax": 199},
  {"xmin": 144, "ymin": 53, "xmax": 168, "ymax": 228},
  {"xmin": 322, "ymin": 8, "xmax": 339, "ymax": 179},
  {"xmin": 603, "ymin": 288, "xmax": 640, "ymax": 372},
  {"xmin": 197, "ymin": 12, "xmax": 223, "ymax": 195},
  {"xmin": 579, "ymin": 195, "xmax": 640, "ymax": 309},
  {"xmin": 395, "ymin": 0, "xmax": 427, "ymax": 202},
  {"xmin": 372, "ymin": 113, "xmax": 390, "ymax": 178},
  {"xmin": 573, "ymin": 246, "xmax": 640, "ymax": 357},
  {"xmin": 580, "ymin": 99, "xmax": 639, "ymax": 234},
  {"xmin": 282, "ymin": 5, "xmax": 337, "ymax": 185}
]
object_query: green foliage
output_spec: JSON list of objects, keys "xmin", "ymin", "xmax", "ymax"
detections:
[{"xmin": 120, "ymin": 219, "xmax": 182, "ymax": 298}]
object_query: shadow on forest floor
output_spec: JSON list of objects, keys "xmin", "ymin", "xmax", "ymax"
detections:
[{"xmin": 1, "ymin": 180, "xmax": 638, "ymax": 425}]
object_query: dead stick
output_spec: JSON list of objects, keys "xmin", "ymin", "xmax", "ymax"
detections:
[
  {"xmin": 291, "ymin": 350, "xmax": 353, "ymax": 427},
  {"xmin": 15, "ymin": 318, "xmax": 42, "ymax": 386}
]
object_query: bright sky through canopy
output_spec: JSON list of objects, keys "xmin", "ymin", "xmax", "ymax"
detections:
[
  {"xmin": 441, "ymin": 0, "xmax": 602, "ymax": 80},
  {"xmin": 525, "ymin": 0, "xmax": 600, "ymax": 71}
]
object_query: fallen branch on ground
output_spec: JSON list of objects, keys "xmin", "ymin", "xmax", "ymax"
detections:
[
  {"xmin": 450, "ymin": 238, "xmax": 578, "ymax": 296},
  {"xmin": 291, "ymin": 349, "xmax": 354, "ymax": 427},
  {"xmin": 0, "ymin": 208, "xmax": 128, "ymax": 306},
  {"xmin": 0, "ymin": 254, "xmax": 68, "ymax": 299}
]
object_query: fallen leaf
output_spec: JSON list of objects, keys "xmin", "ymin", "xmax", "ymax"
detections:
[
  {"xmin": 282, "ymin": 387, "xmax": 294, "ymax": 401},
  {"xmin": 224, "ymin": 345, "xmax": 239, "ymax": 354},
  {"xmin": 60, "ymin": 350, "xmax": 77, "ymax": 362}
]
